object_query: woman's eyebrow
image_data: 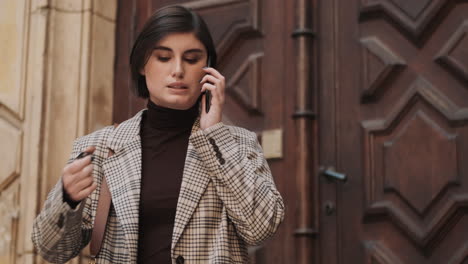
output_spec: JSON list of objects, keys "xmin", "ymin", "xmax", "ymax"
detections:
[
  {"xmin": 153, "ymin": 46, "xmax": 172, "ymax": 51},
  {"xmin": 184, "ymin": 49, "xmax": 204, "ymax": 54},
  {"xmin": 153, "ymin": 46, "xmax": 204, "ymax": 55}
]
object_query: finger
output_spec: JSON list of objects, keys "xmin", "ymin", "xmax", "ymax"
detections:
[
  {"xmin": 63, "ymin": 163, "xmax": 93, "ymax": 191},
  {"xmin": 201, "ymin": 83, "xmax": 216, "ymax": 93},
  {"xmin": 65, "ymin": 154, "xmax": 93, "ymax": 174},
  {"xmin": 65, "ymin": 176, "xmax": 93, "ymax": 198},
  {"xmin": 73, "ymin": 164, "xmax": 94, "ymax": 182},
  {"xmin": 200, "ymin": 74, "xmax": 219, "ymax": 85},
  {"xmin": 205, "ymin": 88, "xmax": 225, "ymax": 109},
  {"xmin": 201, "ymin": 74, "xmax": 225, "ymax": 96},
  {"xmin": 75, "ymin": 182, "xmax": 97, "ymax": 201},
  {"xmin": 63, "ymin": 164, "xmax": 93, "ymax": 190},
  {"xmin": 203, "ymin": 67, "xmax": 224, "ymax": 80},
  {"xmin": 73, "ymin": 176, "xmax": 94, "ymax": 193},
  {"xmin": 201, "ymin": 92, "xmax": 206, "ymax": 114},
  {"xmin": 202, "ymin": 83, "xmax": 225, "ymax": 104},
  {"xmin": 75, "ymin": 146, "xmax": 96, "ymax": 159}
]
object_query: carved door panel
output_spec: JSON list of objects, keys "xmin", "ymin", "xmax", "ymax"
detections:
[{"xmin": 319, "ymin": 0, "xmax": 468, "ymax": 263}]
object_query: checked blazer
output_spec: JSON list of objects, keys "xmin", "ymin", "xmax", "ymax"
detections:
[{"xmin": 32, "ymin": 109, "xmax": 285, "ymax": 263}]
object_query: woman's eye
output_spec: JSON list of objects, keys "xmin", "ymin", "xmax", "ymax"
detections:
[
  {"xmin": 185, "ymin": 58, "xmax": 199, "ymax": 64},
  {"xmin": 157, "ymin": 57, "xmax": 170, "ymax": 62}
]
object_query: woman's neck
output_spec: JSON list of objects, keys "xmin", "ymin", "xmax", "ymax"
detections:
[{"xmin": 145, "ymin": 100, "xmax": 199, "ymax": 130}]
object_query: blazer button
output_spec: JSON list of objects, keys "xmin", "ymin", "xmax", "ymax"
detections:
[
  {"xmin": 208, "ymin": 138, "xmax": 216, "ymax": 145},
  {"xmin": 176, "ymin": 255, "xmax": 184, "ymax": 264},
  {"xmin": 213, "ymin": 145, "xmax": 219, "ymax": 152},
  {"xmin": 219, "ymin": 158, "xmax": 226, "ymax": 165},
  {"xmin": 216, "ymin": 152, "xmax": 223, "ymax": 159}
]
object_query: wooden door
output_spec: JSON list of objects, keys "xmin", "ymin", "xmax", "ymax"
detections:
[
  {"xmin": 114, "ymin": 0, "xmax": 296, "ymax": 263},
  {"xmin": 318, "ymin": 0, "xmax": 468, "ymax": 263},
  {"xmin": 114, "ymin": 0, "xmax": 287, "ymax": 131}
]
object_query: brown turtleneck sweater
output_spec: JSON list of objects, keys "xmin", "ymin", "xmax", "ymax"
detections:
[{"xmin": 137, "ymin": 100, "xmax": 199, "ymax": 264}]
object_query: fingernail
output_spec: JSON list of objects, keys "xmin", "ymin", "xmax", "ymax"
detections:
[
  {"xmin": 202, "ymin": 66, "xmax": 208, "ymax": 69},
  {"xmin": 76, "ymin": 152, "xmax": 90, "ymax": 160}
]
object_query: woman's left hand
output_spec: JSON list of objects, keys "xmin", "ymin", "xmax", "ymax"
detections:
[{"xmin": 199, "ymin": 67, "xmax": 225, "ymax": 130}]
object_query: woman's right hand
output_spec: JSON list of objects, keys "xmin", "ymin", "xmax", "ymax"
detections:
[{"xmin": 62, "ymin": 146, "xmax": 97, "ymax": 203}]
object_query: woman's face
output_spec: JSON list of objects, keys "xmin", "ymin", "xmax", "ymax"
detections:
[{"xmin": 141, "ymin": 32, "xmax": 208, "ymax": 110}]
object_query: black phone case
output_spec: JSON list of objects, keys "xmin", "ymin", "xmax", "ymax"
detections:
[
  {"xmin": 205, "ymin": 56, "xmax": 212, "ymax": 113},
  {"xmin": 205, "ymin": 91, "xmax": 211, "ymax": 113}
]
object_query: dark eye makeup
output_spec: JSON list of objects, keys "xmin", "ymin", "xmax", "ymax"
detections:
[
  {"xmin": 156, "ymin": 55, "xmax": 201, "ymax": 64},
  {"xmin": 157, "ymin": 56, "xmax": 170, "ymax": 62},
  {"xmin": 152, "ymin": 46, "xmax": 205, "ymax": 64},
  {"xmin": 184, "ymin": 57, "xmax": 201, "ymax": 64}
]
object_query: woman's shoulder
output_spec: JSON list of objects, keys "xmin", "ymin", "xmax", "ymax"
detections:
[
  {"xmin": 73, "ymin": 110, "xmax": 142, "ymax": 148},
  {"xmin": 221, "ymin": 124, "xmax": 263, "ymax": 152},
  {"xmin": 73, "ymin": 125, "xmax": 116, "ymax": 148},
  {"xmin": 224, "ymin": 124, "xmax": 257, "ymax": 141}
]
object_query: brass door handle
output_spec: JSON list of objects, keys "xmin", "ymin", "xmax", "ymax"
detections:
[{"xmin": 320, "ymin": 166, "xmax": 347, "ymax": 182}]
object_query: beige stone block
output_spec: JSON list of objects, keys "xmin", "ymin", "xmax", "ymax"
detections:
[
  {"xmin": 30, "ymin": 0, "xmax": 48, "ymax": 12},
  {"xmin": 22, "ymin": 0, "xmax": 48, "ymax": 215},
  {"xmin": 0, "ymin": 182, "xmax": 20, "ymax": 264},
  {"xmin": 0, "ymin": 0, "xmax": 27, "ymax": 116},
  {"xmin": 13, "ymin": 0, "xmax": 48, "ymax": 259},
  {"xmin": 87, "ymin": 14, "xmax": 115, "ymax": 131},
  {"xmin": 50, "ymin": 0, "xmax": 86, "ymax": 12},
  {"xmin": 0, "ymin": 119, "xmax": 22, "ymax": 189},
  {"xmin": 43, "ymin": 9, "xmax": 85, "ymax": 193},
  {"xmin": 11, "ymin": 3, "xmax": 116, "ymax": 263},
  {"xmin": 93, "ymin": 0, "xmax": 117, "ymax": 21},
  {"xmin": 15, "ymin": 253, "xmax": 35, "ymax": 264},
  {"xmin": 77, "ymin": 8, "xmax": 93, "ymax": 136}
]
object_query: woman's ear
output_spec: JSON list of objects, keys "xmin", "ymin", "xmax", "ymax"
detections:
[{"xmin": 139, "ymin": 67, "xmax": 145, "ymax": 76}]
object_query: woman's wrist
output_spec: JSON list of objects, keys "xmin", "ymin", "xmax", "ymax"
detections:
[{"xmin": 62, "ymin": 184, "xmax": 80, "ymax": 209}]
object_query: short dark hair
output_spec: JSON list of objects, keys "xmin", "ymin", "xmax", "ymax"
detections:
[{"xmin": 129, "ymin": 5, "xmax": 217, "ymax": 98}]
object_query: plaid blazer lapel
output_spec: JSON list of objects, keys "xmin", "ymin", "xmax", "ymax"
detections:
[
  {"xmin": 172, "ymin": 116, "xmax": 212, "ymax": 252},
  {"xmin": 102, "ymin": 110, "xmax": 144, "ymax": 262},
  {"xmin": 99, "ymin": 110, "xmax": 212, "ymax": 258}
]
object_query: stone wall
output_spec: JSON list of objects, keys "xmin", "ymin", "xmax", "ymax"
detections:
[{"xmin": 0, "ymin": 0, "xmax": 116, "ymax": 263}]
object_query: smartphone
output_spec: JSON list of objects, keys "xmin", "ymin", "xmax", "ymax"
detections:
[{"xmin": 205, "ymin": 56, "xmax": 212, "ymax": 113}]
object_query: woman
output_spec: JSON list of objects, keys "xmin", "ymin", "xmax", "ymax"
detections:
[{"xmin": 32, "ymin": 5, "xmax": 284, "ymax": 264}]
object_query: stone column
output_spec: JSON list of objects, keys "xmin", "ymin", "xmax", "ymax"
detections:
[{"xmin": 0, "ymin": 0, "xmax": 117, "ymax": 263}]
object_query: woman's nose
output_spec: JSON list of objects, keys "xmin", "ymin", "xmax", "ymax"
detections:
[{"xmin": 171, "ymin": 59, "xmax": 184, "ymax": 78}]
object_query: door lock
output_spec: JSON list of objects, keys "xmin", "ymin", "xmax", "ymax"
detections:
[{"xmin": 324, "ymin": 201, "xmax": 335, "ymax": 216}]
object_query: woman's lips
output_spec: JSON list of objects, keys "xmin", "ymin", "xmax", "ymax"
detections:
[{"xmin": 168, "ymin": 82, "xmax": 188, "ymax": 89}]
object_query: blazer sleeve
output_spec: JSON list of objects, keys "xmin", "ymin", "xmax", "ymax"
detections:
[
  {"xmin": 31, "ymin": 138, "xmax": 93, "ymax": 263},
  {"xmin": 189, "ymin": 122, "xmax": 285, "ymax": 245}
]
